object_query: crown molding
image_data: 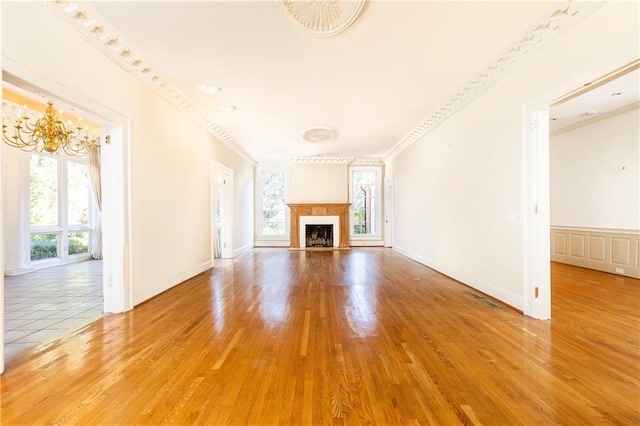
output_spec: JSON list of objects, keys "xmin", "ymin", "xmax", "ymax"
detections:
[
  {"xmin": 384, "ymin": 0, "xmax": 609, "ymax": 160},
  {"xmin": 44, "ymin": 1, "xmax": 257, "ymax": 165},
  {"xmin": 290, "ymin": 157, "xmax": 354, "ymax": 165},
  {"xmin": 289, "ymin": 157, "xmax": 384, "ymax": 165},
  {"xmin": 350, "ymin": 158, "xmax": 385, "ymax": 166}
]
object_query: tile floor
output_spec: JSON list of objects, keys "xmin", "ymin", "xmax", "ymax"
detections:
[{"xmin": 4, "ymin": 260, "xmax": 103, "ymax": 362}]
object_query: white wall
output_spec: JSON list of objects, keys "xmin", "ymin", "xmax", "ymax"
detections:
[
  {"xmin": 388, "ymin": 2, "xmax": 639, "ymax": 311},
  {"xmin": 1, "ymin": 2, "xmax": 254, "ymax": 307},
  {"xmin": 289, "ymin": 163, "xmax": 348, "ymax": 203},
  {"xmin": 550, "ymin": 106, "xmax": 640, "ymax": 230}
]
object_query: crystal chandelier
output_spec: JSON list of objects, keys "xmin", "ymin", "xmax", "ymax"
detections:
[{"xmin": 2, "ymin": 101, "xmax": 99, "ymax": 156}]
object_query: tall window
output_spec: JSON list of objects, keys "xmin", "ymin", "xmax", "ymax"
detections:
[
  {"xmin": 256, "ymin": 166, "xmax": 289, "ymax": 240},
  {"xmin": 30, "ymin": 156, "xmax": 59, "ymax": 260},
  {"xmin": 350, "ymin": 165, "xmax": 382, "ymax": 239},
  {"xmin": 29, "ymin": 154, "xmax": 93, "ymax": 263},
  {"xmin": 67, "ymin": 161, "xmax": 91, "ymax": 256}
]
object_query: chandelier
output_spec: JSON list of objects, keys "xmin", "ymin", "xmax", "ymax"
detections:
[{"xmin": 2, "ymin": 101, "xmax": 99, "ymax": 156}]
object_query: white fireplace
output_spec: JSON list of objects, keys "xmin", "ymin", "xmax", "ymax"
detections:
[{"xmin": 299, "ymin": 215, "xmax": 339, "ymax": 248}]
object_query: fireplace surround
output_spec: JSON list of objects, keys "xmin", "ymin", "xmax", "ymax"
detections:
[{"xmin": 287, "ymin": 203, "xmax": 350, "ymax": 248}]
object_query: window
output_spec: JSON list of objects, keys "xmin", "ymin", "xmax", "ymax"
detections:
[
  {"xmin": 349, "ymin": 165, "xmax": 382, "ymax": 239},
  {"xmin": 256, "ymin": 166, "xmax": 289, "ymax": 241},
  {"xmin": 29, "ymin": 153, "xmax": 93, "ymax": 264}
]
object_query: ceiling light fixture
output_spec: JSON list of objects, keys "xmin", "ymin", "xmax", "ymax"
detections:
[
  {"xmin": 219, "ymin": 105, "xmax": 236, "ymax": 112},
  {"xmin": 302, "ymin": 127, "xmax": 339, "ymax": 143},
  {"xmin": 584, "ymin": 110, "xmax": 598, "ymax": 116},
  {"xmin": 610, "ymin": 92, "xmax": 623, "ymax": 96},
  {"xmin": 2, "ymin": 101, "xmax": 99, "ymax": 156},
  {"xmin": 204, "ymin": 85, "xmax": 222, "ymax": 94}
]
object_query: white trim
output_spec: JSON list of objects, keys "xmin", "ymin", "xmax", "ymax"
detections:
[
  {"xmin": 291, "ymin": 157, "xmax": 353, "ymax": 165},
  {"xmin": 522, "ymin": 107, "xmax": 551, "ymax": 320},
  {"xmin": 300, "ymin": 215, "xmax": 340, "ymax": 248},
  {"xmin": 550, "ymin": 225, "xmax": 640, "ymax": 235},
  {"xmin": 349, "ymin": 239, "xmax": 384, "ymax": 247},
  {"xmin": 255, "ymin": 240, "xmax": 290, "ymax": 247},
  {"xmin": 234, "ymin": 243, "xmax": 254, "ymax": 257},
  {"xmin": 349, "ymin": 164, "xmax": 383, "ymax": 240},
  {"xmin": 255, "ymin": 165, "xmax": 290, "ymax": 242},
  {"xmin": 212, "ymin": 163, "xmax": 234, "ymax": 259}
]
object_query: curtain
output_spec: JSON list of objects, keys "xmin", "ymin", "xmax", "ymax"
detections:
[{"xmin": 87, "ymin": 145, "xmax": 103, "ymax": 260}]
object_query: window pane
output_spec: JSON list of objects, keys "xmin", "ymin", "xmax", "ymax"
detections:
[
  {"xmin": 352, "ymin": 170, "xmax": 377, "ymax": 235},
  {"xmin": 68, "ymin": 232, "xmax": 89, "ymax": 255},
  {"xmin": 261, "ymin": 171, "xmax": 286, "ymax": 236},
  {"xmin": 30, "ymin": 155, "xmax": 58, "ymax": 226},
  {"xmin": 30, "ymin": 233, "xmax": 58, "ymax": 261},
  {"xmin": 68, "ymin": 162, "xmax": 90, "ymax": 225}
]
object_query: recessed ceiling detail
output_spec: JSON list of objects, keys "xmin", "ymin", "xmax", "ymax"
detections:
[
  {"xmin": 280, "ymin": 0, "xmax": 367, "ymax": 37},
  {"xmin": 302, "ymin": 127, "xmax": 338, "ymax": 143}
]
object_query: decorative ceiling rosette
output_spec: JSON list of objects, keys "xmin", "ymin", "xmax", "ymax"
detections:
[{"xmin": 281, "ymin": 0, "xmax": 367, "ymax": 36}]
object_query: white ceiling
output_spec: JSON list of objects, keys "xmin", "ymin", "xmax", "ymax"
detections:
[
  {"xmin": 549, "ymin": 67, "xmax": 639, "ymax": 133},
  {"xmin": 85, "ymin": 1, "xmax": 561, "ymax": 161},
  {"xmin": 15, "ymin": 1, "xmax": 638, "ymax": 162}
]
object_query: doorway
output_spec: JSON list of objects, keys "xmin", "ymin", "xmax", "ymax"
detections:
[
  {"xmin": 212, "ymin": 162, "xmax": 234, "ymax": 260},
  {"xmin": 1, "ymin": 60, "xmax": 132, "ymax": 373},
  {"xmin": 523, "ymin": 60, "xmax": 639, "ymax": 320}
]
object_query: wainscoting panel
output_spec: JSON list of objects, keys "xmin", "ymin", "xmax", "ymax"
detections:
[
  {"xmin": 550, "ymin": 227, "xmax": 640, "ymax": 278},
  {"xmin": 570, "ymin": 234, "xmax": 585, "ymax": 258},
  {"xmin": 611, "ymin": 238, "xmax": 631, "ymax": 266},
  {"xmin": 588, "ymin": 235, "xmax": 606, "ymax": 261},
  {"xmin": 553, "ymin": 233, "xmax": 567, "ymax": 256}
]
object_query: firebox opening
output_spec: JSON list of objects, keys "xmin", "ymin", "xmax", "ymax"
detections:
[{"xmin": 305, "ymin": 224, "xmax": 334, "ymax": 248}]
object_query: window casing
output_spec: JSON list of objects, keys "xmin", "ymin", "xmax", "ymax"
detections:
[
  {"xmin": 349, "ymin": 165, "xmax": 383, "ymax": 241},
  {"xmin": 256, "ymin": 166, "xmax": 289, "ymax": 242}
]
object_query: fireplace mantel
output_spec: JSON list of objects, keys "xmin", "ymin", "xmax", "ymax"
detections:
[{"xmin": 287, "ymin": 203, "xmax": 350, "ymax": 248}]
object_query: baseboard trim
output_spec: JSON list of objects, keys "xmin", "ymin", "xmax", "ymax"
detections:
[
  {"xmin": 133, "ymin": 260, "xmax": 212, "ymax": 306},
  {"xmin": 234, "ymin": 243, "xmax": 253, "ymax": 257},
  {"xmin": 392, "ymin": 245, "xmax": 523, "ymax": 312}
]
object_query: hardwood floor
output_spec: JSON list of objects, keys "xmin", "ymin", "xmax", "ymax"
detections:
[{"xmin": 1, "ymin": 248, "xmax": 638, "ymax": 425}]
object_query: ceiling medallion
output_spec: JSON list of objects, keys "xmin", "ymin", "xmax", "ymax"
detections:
[
  {"xmin": 281, "ymin": 0, "xmax": 367, "ymax": 37},
  {"xmin": 303, "ymin": 127, "xmax": 339, "ymax": 143}
]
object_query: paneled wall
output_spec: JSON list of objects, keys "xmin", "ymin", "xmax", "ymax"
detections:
[{"xmin": 551, "ymin": 227, "xmax": 640, "ymax": 278}]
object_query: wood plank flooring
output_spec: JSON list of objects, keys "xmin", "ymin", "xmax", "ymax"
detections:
[{"xmin": 1, "ymin": 248, "xmax": 638, "ymax": 425}]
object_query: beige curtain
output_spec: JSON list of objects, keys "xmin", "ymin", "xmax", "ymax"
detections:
[{"xmin": 87, "ymin": 145, "xmax": 103, "ymax": 260}]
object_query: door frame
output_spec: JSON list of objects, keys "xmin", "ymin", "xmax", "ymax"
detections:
[
  {"xmin": 522, "ymin": 106, "xmax": 551, "ymax": 320},
  {"xmin": 1, "ymin": 59, "xmax": 133, "ymax": 372}
]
